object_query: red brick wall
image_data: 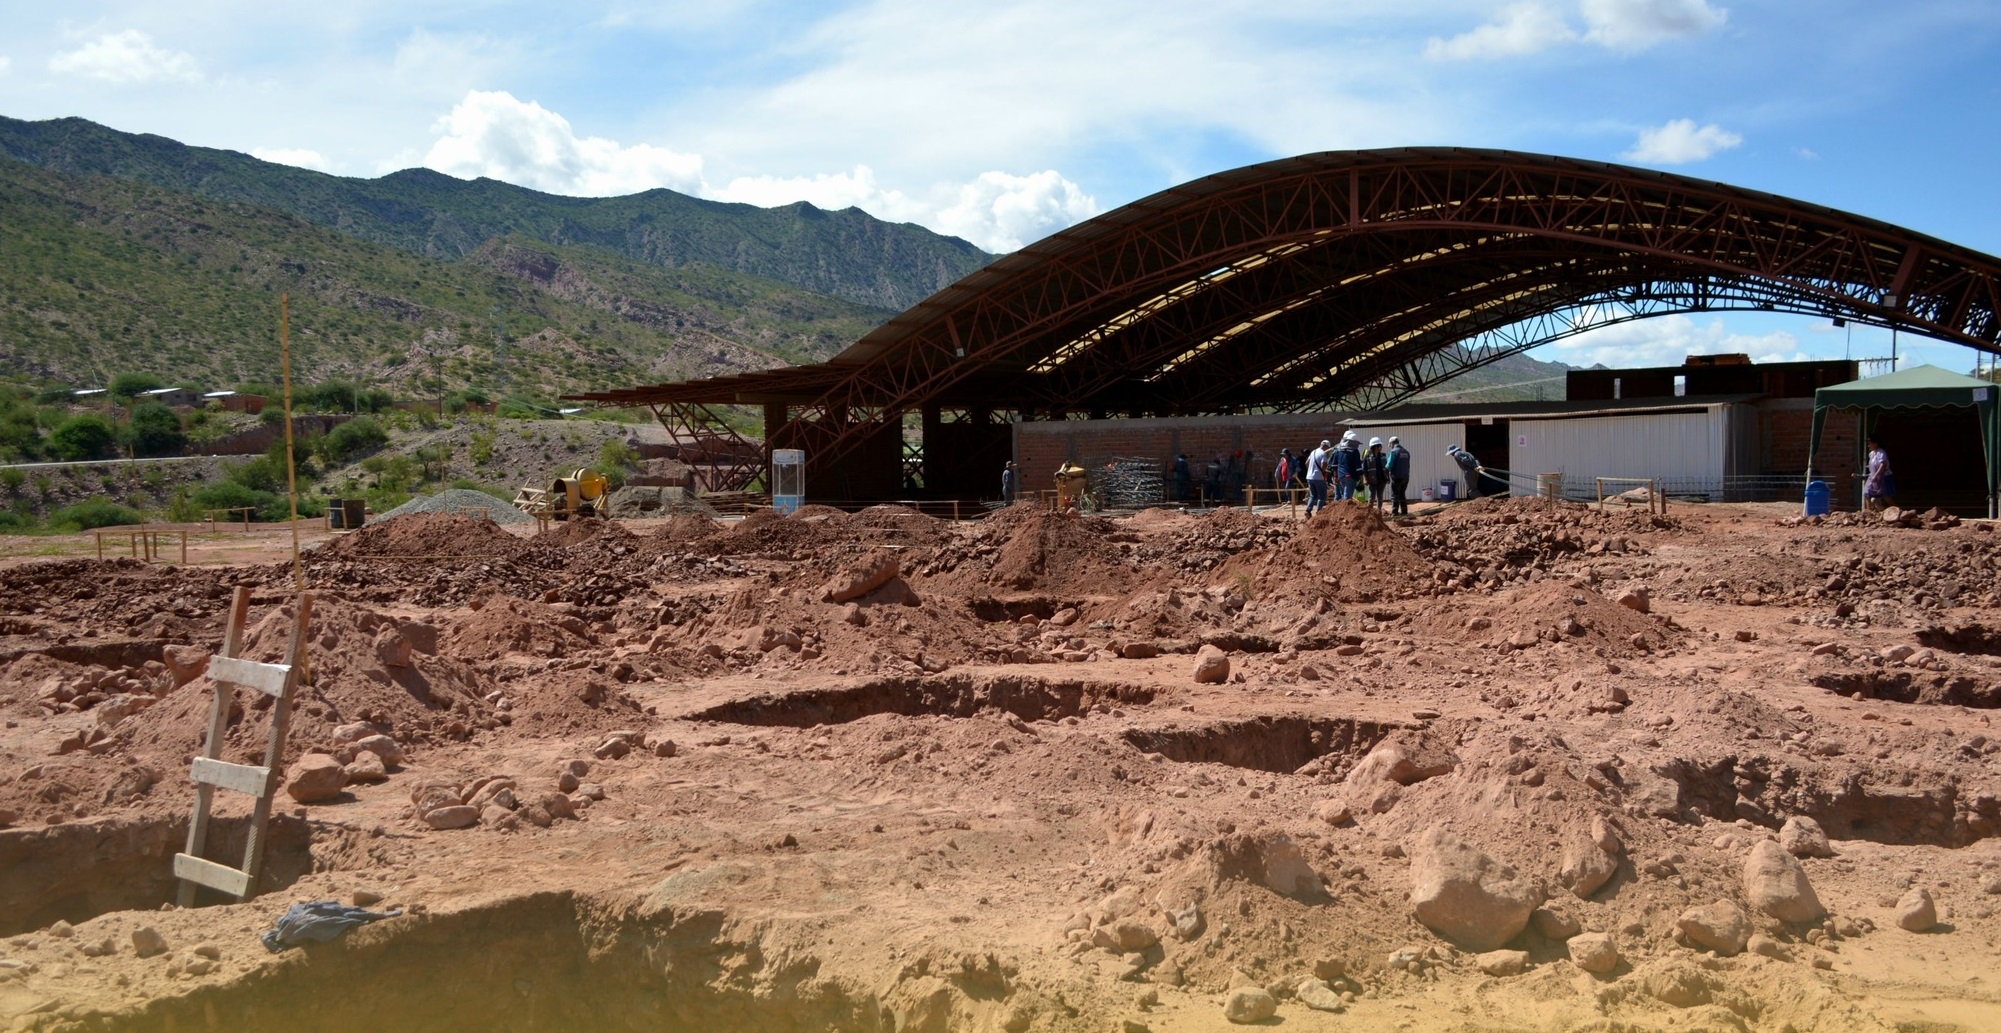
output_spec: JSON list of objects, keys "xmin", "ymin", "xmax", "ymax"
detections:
[
  {"xmin": 1763, "ymin": 400, "xmax": 1858, "ymax": 508},
  {"xmin": 1014, "ymin": 414, "xmax": 1355, "ymax": 500}
]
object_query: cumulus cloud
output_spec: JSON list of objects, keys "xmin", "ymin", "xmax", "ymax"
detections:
[
  {"xmin": 1580, "ymin": 0, "xmax": 1728, "ymax": 50},
  {"xmin": 49, "ymin": 30, "xmax": 202, "ymax": 84},
  {"xmin": 1550, "ymin": 313, "xmax": 1798, "ymax": 368},
  {"xmin": 1428, "ymin": 0, "xmax": 1724, "ymax": 59},
  {"xmin": 423, "ymin": 90, "xmax": 704, "ymax": 196},
  {"xmin": 1622, "ymin": 118, "xmax": 1742, "ymax": 163},
  {"xmin": 1426, "ymin": 4, "xmax": 1576, "ymax": 60},
  {"xmin": 421, "ymin": 91, "xmax": 1097, "ymax": 251},
  {"xmin": 252, "ymin": 148, "xmax": 334, "ymax": 172}
]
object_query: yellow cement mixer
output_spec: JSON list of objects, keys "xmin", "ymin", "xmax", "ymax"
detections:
[{"xmin": 550, "ymin": 468, "xmax": 610, "ymax": 520}]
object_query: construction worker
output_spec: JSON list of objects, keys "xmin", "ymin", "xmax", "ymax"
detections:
[
  {"xmin": 1363, "ymin": 437, "xmax": 1389, "ymax": 512},
  {"xmin": 1446, "ymin": 445, "xmax": 1487, "ymax": 499},
  {"xmin": 1001, "ymin": 460, "xmax": 1018, "ymax": 505},
  {"xmin": 1386, "ymin": 436, "xmax": 1412, "ymax": 515},
  {"xmin": 1304, "ymin": 439, "xmax": 1331, "ymax": 516},
  {"xmin": 1333, "ymin": 431, "xmax": 1362, "ymax": 501}
]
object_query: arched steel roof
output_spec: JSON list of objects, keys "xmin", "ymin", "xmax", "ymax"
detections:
[{"xmin": 577, "ymin": 147, "xmax": 2001, "ymax": 469}]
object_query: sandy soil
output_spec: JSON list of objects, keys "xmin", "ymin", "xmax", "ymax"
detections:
[{"xmin": 0, "ymin": 498, "xmax": 1998, "ymax": 1032}]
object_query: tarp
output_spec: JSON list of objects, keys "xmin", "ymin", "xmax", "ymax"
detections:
[{"xmin": 1807, "ymin": 364, "xmax": 2000, "ymax": 517}]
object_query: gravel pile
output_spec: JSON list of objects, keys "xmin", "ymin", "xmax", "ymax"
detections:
[{"xmin": 378, "ymin": 488, "xmax": 533, "ymax": 525}]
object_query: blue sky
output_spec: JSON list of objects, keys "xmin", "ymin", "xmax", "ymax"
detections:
[{"xmin": 3, "ymin": 0, "xmax": 2000, "ymax": 372}]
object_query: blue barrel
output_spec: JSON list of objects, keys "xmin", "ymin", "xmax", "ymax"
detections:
[
  {"xmin": 1804, "ymin": 479, "xmax": 1830, "ymax": 516},
  {"xmin": 1437, "ymin": 479, "xmax": 1458, "ymax": 502}
]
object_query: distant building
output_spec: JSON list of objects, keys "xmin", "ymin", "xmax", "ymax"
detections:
[
  {"xmin": 138, "ymin": 386, "xmax": 202, "ymax": 407},
  {"xmin": 203, "ymin": 390, "xmax": 268, "ymax": 414}
]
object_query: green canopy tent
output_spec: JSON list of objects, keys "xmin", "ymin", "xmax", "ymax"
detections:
[{"xmin": 1807, "ymin": 364, "xmax": 2001, "ymax": 518}]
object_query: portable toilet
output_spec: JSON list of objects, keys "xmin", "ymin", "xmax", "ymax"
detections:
[{"xmin": 772, "ymin": 449, "xmax": 805, "ymax": 515}]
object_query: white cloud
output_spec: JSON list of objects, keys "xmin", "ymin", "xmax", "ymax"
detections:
[
  {"xmin": 252, "ymin": 148, "xmax": 334, "ymax": 172},
  {"xmin": 422, "ymin": 91, "xmax": 1097, "ymax": 251},
  {"xmin": 1622, "ymin": 118, "xmax": 1742, "ymax": 163},
  {"xmin": 1580, "ymin": 0, "xmax": 1728, "ymax": 51},
  {"xmin": 1427, "ymin": 0, "xmax": 1725, "ymax": 59},
  {"xmin": 423, "ymin": 90, "xmax": 704, "ymax": 196},
  {"xmin": 1550, "ymin": 313, "xmax": 1798, "ymax": 367},
  {"xmin": 49, "ymin": 30, "xmax": 202, "ymax": 84},
  {"xmin": 1426, "ymin": 4, "xmax": 1576, "ymax": 60},
  {"xmin": 0, "ymin": 56, "xmax": 11, "ymax": 75}
]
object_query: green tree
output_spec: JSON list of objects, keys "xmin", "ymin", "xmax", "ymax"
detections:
[
  {"xmin": 317, "ymin": 416, "xmax": 388, "ymax": 464},
  {"xmin": 49, "ymin": 413, "xmax": 118, "ymax": 460},
  {"xmin": 108, "ymin": 372, "xmax": 165, "ymax": 402},
  {"xmin": 49, "ymin": 497, "xmax": 142, "ymax": 530},
  {"xmin": 129, "ymin": 401, "xmax": 186, "ymax": 457}
]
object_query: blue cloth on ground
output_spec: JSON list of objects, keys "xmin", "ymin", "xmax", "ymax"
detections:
[{"xmin": 261, "ymin": 900, "xmax": 403, "ymax": 952}]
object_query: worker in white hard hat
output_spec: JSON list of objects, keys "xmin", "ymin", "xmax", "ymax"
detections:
[
  {"xmin": 1362, "ymin": 436, "xmax": 1389, "ymax": 512},
  {"xmin": 1386, "ymin": 435, "xmax": 1412, "ymax": 515}
]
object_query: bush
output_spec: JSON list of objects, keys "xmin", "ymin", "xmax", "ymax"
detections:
[
  {"xmin": 108, "ymin": 372, "xmax": 165, "ymax": 402},
  {"xmin": 318, "ymin": 416, "xmax": 388, "ymax": 464},
  {"xmin": 49, "ymin": 414, "xmax": 119, "ymax": 461},
  {"xmin": 49, "ymin": 497, "xmax": 143, "ymax": 531},
  {"xmin": 129, "ymin": 401, "xmax": 186, "ymax": 458},
  {"xmin": 593, "ymin": 439, "xmax": 636, "ymax": 490}
]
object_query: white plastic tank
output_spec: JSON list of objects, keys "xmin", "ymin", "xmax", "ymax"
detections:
[{"xmin": 772, "ymin": 448, "xmax": 805, "ymax": 515}]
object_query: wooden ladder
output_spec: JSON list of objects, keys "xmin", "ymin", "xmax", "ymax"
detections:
[{"xmin": 174, "ymin": 587, "xmax": 316, "ymax": 905}]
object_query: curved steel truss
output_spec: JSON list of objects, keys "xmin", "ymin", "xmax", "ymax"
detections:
[{"xmin": 575, "ymin": 148, "xmax": 2001, "ymax": 480}]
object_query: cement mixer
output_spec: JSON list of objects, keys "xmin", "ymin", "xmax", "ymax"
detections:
[{"xmin": 549, "ymin": 468, "xmax": 611, "ymax": 520}]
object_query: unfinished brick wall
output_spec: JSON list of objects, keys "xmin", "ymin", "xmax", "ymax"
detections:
[
  {"xmin": 1014, "ymin": 413, "xmax": 1356, "ymax": 501},
  {"xmin": 1763, "ymin": 400, "xmax": 1859, "ymax": 508}
]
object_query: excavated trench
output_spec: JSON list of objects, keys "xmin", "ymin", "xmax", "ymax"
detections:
[
  {"xmin": 88, "ymin": 892, "xmax": 1001, "ymax": 1033},
  {"xmin": 1810, "ymin": 669, "xmax": 2001, "ymax": 708},
  {"xmin": 0, "ymin": 814, "xmax": 318, "ymax": 937},
  {"xmin": 1121, "ymin": 716, "xmax": 1401, "ymax": 775},
  {"xmin": 687, "ymin": 672, "xmax": 1156, "ymax": 727},
  {"xmin": 1650, "ymin": 755, "xmax": 2001, "ymax": 847}
]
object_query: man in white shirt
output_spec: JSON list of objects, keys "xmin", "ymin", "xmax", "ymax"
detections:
[{"xmin": 1304, "ymin": 439, "xmax": 1331, "ymax": 516}]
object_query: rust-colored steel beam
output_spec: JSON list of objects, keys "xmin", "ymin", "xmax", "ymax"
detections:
[{"xmin": 575, "ymin": 149, "xmax": 2001, "ymax": 488}]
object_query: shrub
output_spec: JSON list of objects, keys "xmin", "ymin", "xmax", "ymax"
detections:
[
  {"xmin": 318, "ymin": 416, "xmax": 388, "ymax": 464},
  {"xmin": 1, "ymin": 468, "xmax": 23, "ymax": 492},
  {"xmin": 49, "ymin": 497, "xmax": 143, "ymax": 531},
  {"xmin": 129, "ymin": 401, "xmax": 186, "ymax": 458},
  {"xmin": 48, "ymin": 414, "xmax": 118, "ymax": 461},
  {"xmin": 108, "ymin": 372, "xmax": 165, "ymax": 402}
]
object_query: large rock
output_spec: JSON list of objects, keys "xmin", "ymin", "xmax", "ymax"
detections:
[
  {"xmin": 1222, "ymin": 987, "xmax": 1276, "ymax": 1024},
  {"xmin": 1295, "ymin": 978, "xmax": 1344, "ymax": 1012},
  {"xmin": 1676, "ymin": 901, "xmax": 1750, "ymax": 956},
  {"xmin": 351, "ymin": 734, "xmax": 406, "ymax": 767},
  {"xmin": 1567, "ymin": 931, "xmax": 1620, "ymax": 974},
  {"xmin": 1192, "ymin": 645, "xmax": 1230, "ymax": 685},
  {"xmin": 284, "ymin": 754, "xmax": 347, "ymax": 803},
  {"xmin": 820, "ymin": 550, "xmax": 901, "ymax": 604},
  {"xmin": 373, "ymin": 626, "xmax": 412, "ymax": 668},
  {"xmin": 1559, "ymin": 835, "xmax": 1620, "ymax": 900},
  {"xmin": 1474, "ymin": 949, "xmax": 1528, "ymax": 976},
  {"xmin": 1408, "ymin": 828, "xmax": 1543, "ymax": 951},
  {"xmin": 1345, "ymin": 742, "xmax": 1452, "ymax": 786},
  {"xmin": 1743, "ymin": 840, "xmax": 1825, "ymax": 923},
  {"xmin": 1779, "ymin": 816, "xmax": 1834, "ymax": 858},
  {"xmin": 422, "ymin": 805, "xmax": 480, "ymax": 830},
  {"xmin": 1894, "ymin": 888, "xmax": 1938, "ymax": 932}
]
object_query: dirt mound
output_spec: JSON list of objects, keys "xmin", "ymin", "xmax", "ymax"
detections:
[
  {"xmin": 1248, "ymin": 502, "xmax": 1437, "ymax": 604},
  {"xmin": 316, "ymin": 514, "xmax": 526, "ymax": 561},
  {"xmin": 849, "ymin": 504, "xmax": 950, "ymax": 545},
  {"xmin": 1415, "ymin": 581, "xmax": 1674, "ymax": 656},
  {"xmin": 979, "ymin": 510, "xmax": 1133, "ymax": 592},
  {"xmin": 443, "ymin": 596, "xmax": 600, "ymax": 661},
  {"xmin": 537, "ymin": 518, "xmax": 637, "ymax": 548},
  {"xmin": 645, "ymin": 513, "xmax": 724, "ymax": 550},
  {"xmin": 786, "ymin": 504, "xmax": 851, "ymax": 523}
]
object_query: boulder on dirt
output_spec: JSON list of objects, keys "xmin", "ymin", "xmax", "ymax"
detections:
[
  {"xmin": 409, "ymin": 781, "xmax": 462, "ymax": 817},
  {"xmin": 1192, "ymin": 645, "xmax": 1230, "ymax": 684},
  {"xmin": 352, "ymin": 734, "xmax": 406, "ymax": 767},
  {"xmin": 373, "ymin": 626, "xmax": 413, "ymax": 668},
  {"xmin": 344, "ymin": 751, "xmax": 388, "ymax": 783},
  {"xmin": 1475, "ymin": 949, "xmax": 1528, "ymax": 976},
  {"xmin": 1676, "ymin": 900, "xmax": 1750, "ymax": 956},
  {"xmin": 131, "ymin": 926, "xmax": 167, "ymax": 958},
  {"xmin": 1567, "ymin": 931, "xmax": 1620, "ymax": 974},
  {"xmin": 1345, "ymin": 742, "xmax": 1452, "ymax": 786},
  {"xmin": 1744, "ymin": 840, "xmax": 1825, "ymax": 923},
  {"xmin": 1408, "ymin": 828, "xmax": 1544, "ymax": 952},
  {"xmin": 284, "ymin": 754, "xmax": 348, "ymax": 803},
  {"xmin": 1222, "ymin": 987, "xmax": 1276, "ymax": 1024},
  {"xmin": 423, "ymin": 805, "xmax": 480, "ymax": 830},
  {"xmin": 1615, "ymin": 586, "xmax": 1651, "ymax": 613},
  {"xmin": 1112, "ymin": 920, "xmax": 1159, "ymax": 952},
  {"xmin": 1260, "ymin": 835, "xmax": 1323, "ymax": 898},
  {"xmin": 1779, "ymin": 816, "xmax": 1835, "ymax": 858},
  {"xmin": 1894, "ymin": 887, "xmax": 1938, "ymax": 932},
  {"xmin": 1295, "ymin": 979, "xmax": 1344, "ymax": 1012},
  {"xmin": 1531, "ymin": 906, "xmax": 1581, "ymax": 941},
  {"xmin": 1559, "ymin": 825, "xmax": 1621, "ymax": 900},
  {"xmin": 163, "ymin": 645, "xmax": 209, "ymax": 688},
  {"xmin": 821, "ymin": 550, "xmax": 902, "ymax": 604}
]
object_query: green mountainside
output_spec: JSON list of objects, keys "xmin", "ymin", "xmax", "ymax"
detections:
[
  {"xmin": 1409, "ymin": 347, "xmax": 1573, "ymax": 403},
  {"xmin": 0, "ymin": 153, "xmax": 893, "ymax": 394},
  {"xmin": 0, "ymin": 116, "xmax": 991, "ymax": 312}
]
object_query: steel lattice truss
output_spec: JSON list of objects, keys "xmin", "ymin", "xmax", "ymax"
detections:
[{"xmin": 572, "ymin": 148, "xmax": 2001, "ymax": 479}]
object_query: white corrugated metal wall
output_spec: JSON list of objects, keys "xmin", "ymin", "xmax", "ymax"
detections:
[
  {"xmin": 1509, "ymin": 406, "xmax": 1732, "ymax": 494},
  {"xmin": 1342, "ymin": 421, "xmax": 1466, "ymax": 498}
]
